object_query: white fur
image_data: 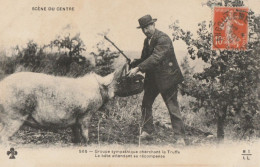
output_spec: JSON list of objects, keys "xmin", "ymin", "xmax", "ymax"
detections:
[{"xmin": 0, "ymin": 71, "xmax": 118, "ymax": 144}]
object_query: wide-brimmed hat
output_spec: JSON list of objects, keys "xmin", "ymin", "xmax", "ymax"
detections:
[{"xmin": 137, "ymin": 15, "xmax": 157, "ymax": 29}]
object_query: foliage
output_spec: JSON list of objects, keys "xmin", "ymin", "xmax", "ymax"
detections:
[
  {"xmin": 170, "ymin": 0, "xmax": 260, "ymax": 139},
  {"xmin": 50, "ymin": 33, "xmax": 86, "ymax": 58},
  {"xmin": 90, "ymin": 40, "xmax": 119, "ymax": 76},
  {"xmin": 0, "ymin": 34, "xmax": 94, "ymax": 77}
]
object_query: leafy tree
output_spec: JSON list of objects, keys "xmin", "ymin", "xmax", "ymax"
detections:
[
  {"xmin": 49, "ymin": 33, "xmax": 88, "ymax": 75},
  {"xmin": 15, "ymin": 40, "xmax": 42, "ymax": 71},
  {"xmin": 90, "ymin": 39, "xmax": 119, "ymax": 76},
  {"xmin": 0, "ymin": 32, "xmax": 93, "ymax": 77},
  {"xmin": 170, "ymin": 0, "xmax": 260, "ymax": 140}
]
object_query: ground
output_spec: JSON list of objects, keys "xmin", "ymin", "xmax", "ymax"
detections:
[
  {"xmin": 1, "ymin": 75, "xmax": 259, "ymax": 147},
  {"xmin": 10, "ymin": 100, "xmax": 216, "ymax": 147},
  {"xmin": 6, "ymin": 93, "xmax": 260, "ymax": 147},
  {"xmin": 11, "ymin": 118, "xmax": 215, "ymax": 147}
]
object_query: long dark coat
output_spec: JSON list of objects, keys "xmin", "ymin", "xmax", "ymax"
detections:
[{"xmin": 134, "ymin": 29, "xmax": 184, "ymax": 93}]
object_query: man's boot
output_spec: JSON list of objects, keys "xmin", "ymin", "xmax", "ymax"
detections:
[{"xmin": 140, "ymin": 107, "xmax": 155, "ymax": 140}]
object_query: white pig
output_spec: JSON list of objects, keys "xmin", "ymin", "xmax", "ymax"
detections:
[{"xmin": 0, "ymin": 65, "xmax": 124, "ymax": 144}]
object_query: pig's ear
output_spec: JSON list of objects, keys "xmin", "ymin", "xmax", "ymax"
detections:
[{"xmin": 97, "ymin": 72, "xmax": 115, "ymax": 86}]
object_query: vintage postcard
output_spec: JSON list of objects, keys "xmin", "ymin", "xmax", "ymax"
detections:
[{"xmin": 0, "ymin": 0, "xmax": 260, "ymax": 166}]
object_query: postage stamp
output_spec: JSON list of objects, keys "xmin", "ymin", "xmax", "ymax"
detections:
[{"xmin": 213, "ymin": 7, "xmax": 249, "ymax": 50}]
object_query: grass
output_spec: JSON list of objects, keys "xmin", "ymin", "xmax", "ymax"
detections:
[
  {"xmin": 7, "ymin": 93, "xmax": 218, "ymax": 147},
  {"xmin": 1, "ymin": 64, "xmax": 259, "ymax": 147},
  {"xmin": 1, "ymin": 71, "xmax": 257, "ymax": 146}
]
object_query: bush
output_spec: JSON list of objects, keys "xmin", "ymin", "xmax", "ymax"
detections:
[
  {"xmin": 0, "ymin": 35, "xmax": 94, "ymax": 77},
  {"xmin": 170, "ymin": 0, "xmax": 260, "ymax": 140}
]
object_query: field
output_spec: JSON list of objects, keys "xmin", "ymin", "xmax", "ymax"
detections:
[
  {"xmin": 0, "ymin": 72, "xmax": 209, "ymax": 147},
  {"xmin": 9, "ymin": 94, "xmax": 216, "ymax": 147},
  {"xmin": 9, "ymin": 92, "xmax": 259, "ymax": 147},
  {"xmin": 0, "ymin": 25, "xmax": 259, "ymax": 146},
  {"xmin": 0, "ymin": 59, "xmax": 259, "ymax": 147}
]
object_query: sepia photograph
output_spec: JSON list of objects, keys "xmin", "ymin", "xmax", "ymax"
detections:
[{"xmin": 0, "ymin": 0, "xmax": 259, "ymax": 166}]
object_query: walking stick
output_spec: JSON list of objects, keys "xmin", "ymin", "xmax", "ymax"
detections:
[{"xmin": 104, "ymin": 36, "xmax": 131, "ymax": 64}]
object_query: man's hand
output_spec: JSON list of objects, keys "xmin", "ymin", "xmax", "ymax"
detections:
[
  {"xmin": 129, "ymin": 59, "xmax": 140, "ymax": 69},
  {"xmin": 127, "ymin": 67, "xmax": 139, "ymax": 77}
]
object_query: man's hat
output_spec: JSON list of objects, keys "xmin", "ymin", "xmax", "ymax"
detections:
[{"xmin": 137, "ymin": 15, "xmax": 157, "ymax": 29}]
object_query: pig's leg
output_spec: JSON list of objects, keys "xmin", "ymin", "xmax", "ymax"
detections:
[
  {"xmin": 0, "ymin": 116, "xmax": 27, "ymax": 145},
  {"xmin": 71, "ymin": 123, "xmax": 82, "ymax": 144},
  {"xmin": 80, "ymin": 113, "xmax": 92, "ymax": 143}
]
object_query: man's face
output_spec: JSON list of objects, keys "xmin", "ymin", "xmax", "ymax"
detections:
[{"xmin": 142, "ymin": 23, "xmax": 155, "ymax": 38}]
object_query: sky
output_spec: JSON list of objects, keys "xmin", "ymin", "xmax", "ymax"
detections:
[{"xmin": 0, "ymin": 0, "xmax": 260, "ymax": 64}]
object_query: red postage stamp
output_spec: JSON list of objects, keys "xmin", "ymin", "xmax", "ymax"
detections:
[{"xmin": 213, "ymin": 7, "xmax": 248, "ymax": 50}]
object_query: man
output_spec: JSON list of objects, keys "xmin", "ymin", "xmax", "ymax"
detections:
[{"xmin": 128, "ymin": 14, "xmax": 186, "ymax": 144}]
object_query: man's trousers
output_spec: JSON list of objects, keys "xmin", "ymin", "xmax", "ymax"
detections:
[{"xmin": 141, "ymin": 81, "xmax": 185, "ymax": 137}]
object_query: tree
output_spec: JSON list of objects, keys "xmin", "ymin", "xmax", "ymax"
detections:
[
  {"xmin": 90, "ymin": 39, "xmax": 119, "ymax": 76},
  {"xmin": 170, "ymin": 0, "xmax": 260, "ymax": 140},
  {"xmin": 49, "ymin": 33, "xmax": 87, "ymax": 74}
]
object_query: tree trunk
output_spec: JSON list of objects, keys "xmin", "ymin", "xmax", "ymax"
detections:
[{"xmin": 217, "ymin": 106, "xmax": 227, "ymax": 141}]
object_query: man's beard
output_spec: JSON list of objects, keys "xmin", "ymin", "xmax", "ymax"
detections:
[{"xmin": 145, "ymin": 33, "xmax": 152, "ymax": 38}]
